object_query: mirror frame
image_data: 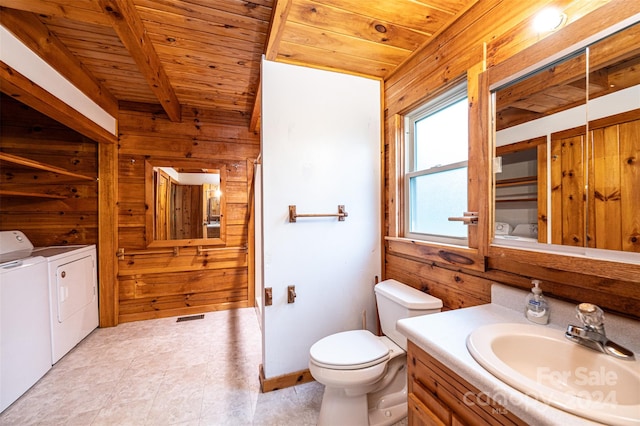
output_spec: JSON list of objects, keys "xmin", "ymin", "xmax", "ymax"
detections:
[
  {"xmin": 483, "ymin": 10, "xmax": 640, "ymax": 282},
  {"xmin": 145, "ymin": 159, "xmax": 227, "ymax": 248}
]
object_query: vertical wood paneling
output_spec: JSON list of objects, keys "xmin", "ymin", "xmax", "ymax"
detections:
[
  {"xmin": 618, "ymin": 120, "xmax": 640, "ymax": 252},
  {"xmin": 383, "ymin": 1, "xmax": 640, "ymax": 319},
  {"xmin": 561, "ymin": 134, "xmax": 585, "ymax": 246},
  {"xmin": 592, "ymin": 126, "xmax": 622, "ymax": 250},
  {"xmin": 116, "ymin": 106, "xmax": 260, "ymax": 323}
]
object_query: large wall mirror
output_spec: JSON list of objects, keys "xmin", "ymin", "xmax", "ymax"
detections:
[
  {"xmin": 491, "ymin": 19, "xmax": 640, "ymax": 261},
  {"xmin": 145, "ymin": 160, "xmax": 227, "ymax": 248}
]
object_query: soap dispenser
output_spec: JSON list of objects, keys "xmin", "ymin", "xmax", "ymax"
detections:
[{"xmin": 525, "ymin": 280, "xmax": 550, "ymax": 324}]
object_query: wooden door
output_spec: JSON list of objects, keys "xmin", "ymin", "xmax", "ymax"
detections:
[
  {"xmin": 590, "ymin": 117, "xmax": 640, "ymax": 252},
  {"xmin": 155, "ymin": 169, "xmax": 171, "ymax": 240},
  {"xmin": 550, "ymin": 115, "xmax": 640, "ymax": 252},
  {"xmin": 550, "ymin": 128, "xmax": 586, "ymax": 247}
]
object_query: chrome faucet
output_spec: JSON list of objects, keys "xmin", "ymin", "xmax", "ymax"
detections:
[{"xmin": 565, "ymin": 303, "xmax": 635, "ymax": 360}]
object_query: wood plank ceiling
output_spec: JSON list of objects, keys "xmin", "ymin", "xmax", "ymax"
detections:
[{"xmin": 0, "ymin": 0, "xmax": 477, "ymax": 129}]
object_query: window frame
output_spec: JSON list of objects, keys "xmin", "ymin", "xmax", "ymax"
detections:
[{"xmin": 403, "ymin": 82, "xmax": 469, "ymax": 246}]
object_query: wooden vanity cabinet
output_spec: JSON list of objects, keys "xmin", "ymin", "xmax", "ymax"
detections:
[{"xmin": 407, "ymin": 341, "xmax": 526, "ymax": 426}]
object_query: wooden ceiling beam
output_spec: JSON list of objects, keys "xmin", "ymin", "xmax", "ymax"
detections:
[
  {"xmin": 253, "ymin": 0, "xmax": 292, "ymax": 131},
  {"xmin": 249, "ymin": 80, "xmax": 261, "ymax": 132},
  {"xmin": 0, "ymin": 61, "xmax": 117, "ymax": 144},
  {"xmin": 96, "ymin": 0, "xmax": 182, "ymax": 122},
  {"xmin": 0, "ymin": 7, "xmax": 119, "ymax": 117},
  {"xmin": 265, "ymin": 0, "xmax": 292, "ymax": 61}
]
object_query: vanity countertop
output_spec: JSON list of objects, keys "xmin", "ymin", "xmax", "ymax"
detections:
[{"xmin": 396, "ymin": 284, "xmax": 639, "ymax": 426}]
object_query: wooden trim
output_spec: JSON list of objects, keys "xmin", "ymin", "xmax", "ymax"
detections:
[
  {"xmin": 119, "ymin": 300, "xmax": 251, "ymax": 324},
  {"xmin": 496, "ymin": 136, "xmax": 546, "ymax": 155},
  {"xmin": 0, "ymin": 62, "xmax": 117, "ymax": 145},
  {"xmin": 97, "ymin": 0, "xmax": 181, "ymax": 122},
  {"xmin": 386, "ymin": 237, "xmax": 486, "ymax": 272},
  {"xmin": 590, "ymin": 108, "xmax": 640, "ymax": 130},
  {"xmin": 551, "ymin": 125, "xmax": 586, "ymax": 141},
  {"xmin": 468, "ymin": 61, "xmax": 487, "ymax": 253},
  {"xmin": 143, "ymin": 159, "xmax": 229, "ymax": 248},
  {"xmin": 259, "ymin": 364, "xmax": 314, "ymax": 393},
  {"xmin": 98, "ymin": 141, "xmax": 119, "ymax": 327},
  {"xmin": 537, "ymin": 144, "xmax": 548, "ymax": 244},
  {"xmin": 0, "ymin": 8, "xmax": 119, "ymax": 117},
  {"xmin": 388, "ymin": 114, "xmax": 403, "ymax": 238},
  {"xmin": 247, "ymin": 158, "xmax": 255, "ymax": 308},
  {"xmin": 379, "ymin": 80, "xmax": 386, "ymax": 279},
  {"xmin": 488, "ymin": 245, "xmax": 640, "ymax": 283}
]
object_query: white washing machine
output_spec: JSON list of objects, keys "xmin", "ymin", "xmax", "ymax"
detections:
[
  {"xmin": 0, "ymin": 231, "xmax": 52, "ymax": 413},
  {"xmin": 31, "ymin": 245, "xmax": 99, "ymax": 364}
]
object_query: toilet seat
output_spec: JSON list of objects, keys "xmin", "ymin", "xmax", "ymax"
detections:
[{"xmin": 310, "ymin": 330, "xmax": 390, "ymax": 370}]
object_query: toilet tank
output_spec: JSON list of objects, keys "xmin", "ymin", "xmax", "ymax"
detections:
[{"xmin": 374, "ymin": 279, "xmax": 442, "ymax": 350}]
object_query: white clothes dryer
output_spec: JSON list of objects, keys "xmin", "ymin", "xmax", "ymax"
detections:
[{"xmin": 32, "ymin": 245, "xmax": 98, "ymax": 364}]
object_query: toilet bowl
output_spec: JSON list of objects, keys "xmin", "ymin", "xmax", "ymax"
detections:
[{"xmin": 309, "ymin": 279, "xmax": 442, "ymax": 426}]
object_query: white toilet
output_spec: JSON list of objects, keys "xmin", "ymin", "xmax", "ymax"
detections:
[{"xmin": 309, "ymin": 279, "xmax": 442, "ymax": 426}]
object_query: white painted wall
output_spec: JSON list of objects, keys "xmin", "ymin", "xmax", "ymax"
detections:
[{"xmin": 260, "ymin": 59, "xmax": 381, "ymax": 378}]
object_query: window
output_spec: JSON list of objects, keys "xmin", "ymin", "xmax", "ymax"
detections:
[{"xmin": 405, "ymin": 83, "xmax": 468, "ymax": 245}]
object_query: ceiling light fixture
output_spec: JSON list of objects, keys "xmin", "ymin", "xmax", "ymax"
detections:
[{"xmin": 533, "ymin": 8, "xmax": 566, "ymax": 32}]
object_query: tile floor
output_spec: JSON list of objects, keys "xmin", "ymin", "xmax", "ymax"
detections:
[{"xmin": 0, "ymin": 308, "xmax": 408, "ymax": 426}]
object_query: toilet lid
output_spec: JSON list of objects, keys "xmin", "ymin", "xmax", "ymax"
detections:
[{"xmin": 309, "ymin": 330, "xmax": 390, "ymax": 370}]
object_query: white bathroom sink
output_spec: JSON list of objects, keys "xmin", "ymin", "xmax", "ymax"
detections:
[{"xmin": 466, "ymin": 323, "xmax": 640, "ymax": 426}]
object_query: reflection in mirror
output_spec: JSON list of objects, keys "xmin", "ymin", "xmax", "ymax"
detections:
[
  {"xmin": 586, "ymin": 23, "xmax": 640, "ymax": 253},
  {"xmin": 154, "ymin": 167, "xmax": 221, "ymax": 240},
  {"xmin": 492, "ymin": 21, "xmax": 640, "ymax": 255},
  {"xmin": 494, "ymin": 50, "xmax": 588, "ymax": 245},
  {"xmin": 145, "ymin": 161, "xmax": 226, "ymax": 248}
]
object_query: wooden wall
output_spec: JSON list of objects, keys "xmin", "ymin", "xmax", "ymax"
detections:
[
  {"xmin": 3, "ymin": 0, "xmax": 638, "ymax": 326},
  {"xmin": 383, "ymin": 0, "xmax": 640, "ymax": 320},
  {"xmin": 0, "ymin": 95, "xmax": 98, "ymax": 247},
  {"xmin": 116, "ymin": 106, "xmax": 260, "ymax": 323}
]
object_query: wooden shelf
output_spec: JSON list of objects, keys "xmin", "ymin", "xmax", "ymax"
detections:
[
  {"xmin": 0, "ymin": 190, "xmax": 67, "ymax": 199},
  {"xmin": 495, "ymin": 176, "xmax": 537, "ymax": 188},
  {"xmin": 0, "ymin": 152, "xmax": 95, "ymax": 199},
  {"xmin": 496, "ymin": 175, "xmax": 537, "ymax": 203},
  {"xmin": 0, "ymin": 152, "xmax": 95, "ymax": 181},
  {"xmin": 496, "ymin": 197, "xmax": 537, "ymax": 203}
]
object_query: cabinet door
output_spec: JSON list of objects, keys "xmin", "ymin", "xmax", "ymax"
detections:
[
  {"xmin": 550, "ymin": 131, "xmax": 586, "ymax": 247},
  {"xmin": 550, "ymin": 116, "xmax": 640, "ymax": 251},
  {"xmin": 408, "ymin": 393, "xmax": 447, "ymax": 426},
  {"xmin": 590, "ymin": 118, "xmax": 640, "ymax": 252},
  {"xmin": 408, "ymin": 342, "xmax": 527, "ymax": 426}
]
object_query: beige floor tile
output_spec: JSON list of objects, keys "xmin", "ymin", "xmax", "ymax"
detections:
[{"xmin": 0, "ymin": 308, "xmax": 411, "ymax": 426}]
